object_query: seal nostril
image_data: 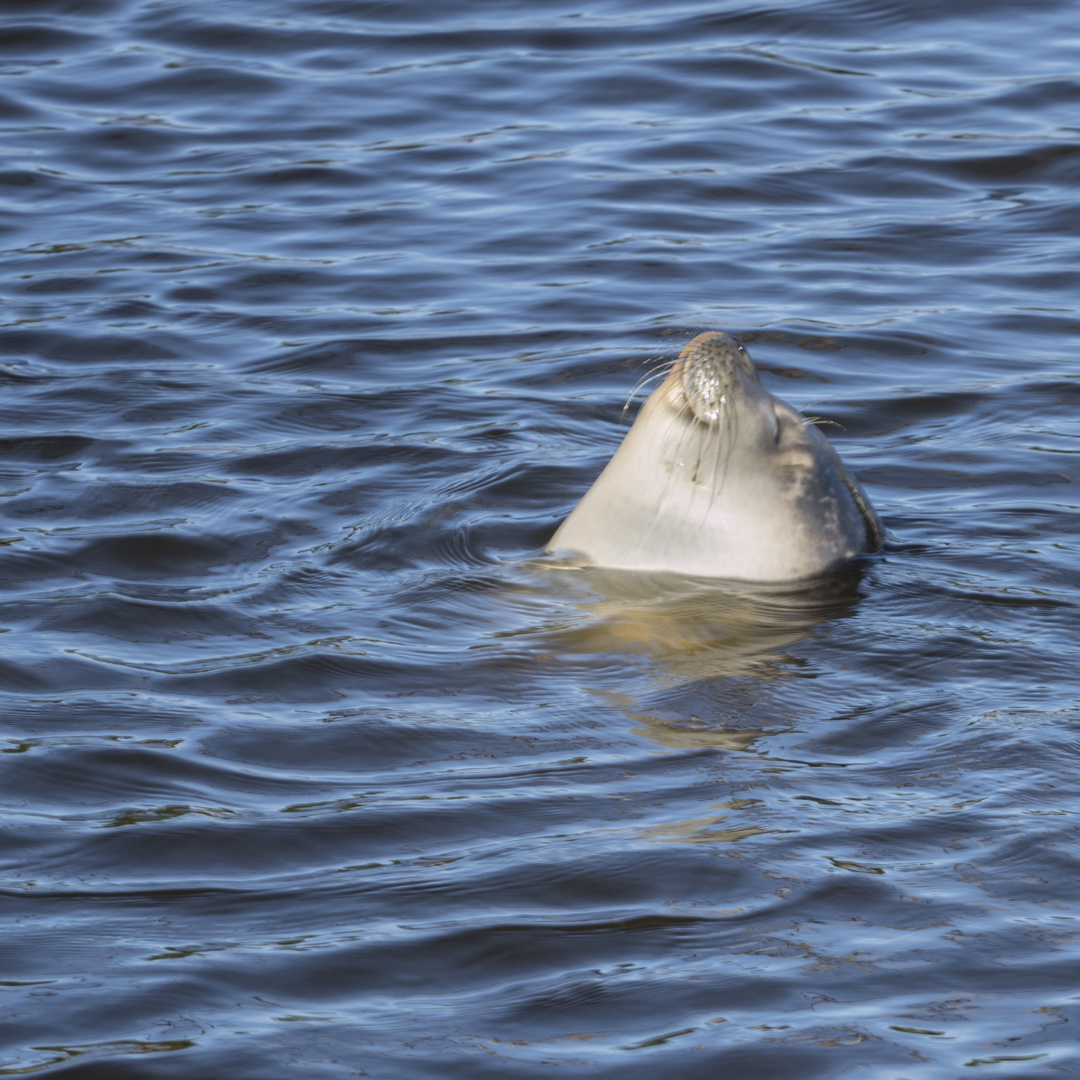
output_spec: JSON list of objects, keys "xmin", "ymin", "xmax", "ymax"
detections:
[{"xmin": 678, "ymin": 335, "xmax": 740, "ymax": 424}]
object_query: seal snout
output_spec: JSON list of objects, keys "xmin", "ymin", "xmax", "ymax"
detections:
[{"xmin": 676, "ymin": 331, "xmax": 757, "ymax": 425}]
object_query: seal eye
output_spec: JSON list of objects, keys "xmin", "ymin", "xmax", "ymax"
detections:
[{"xmin": 772, "ymin": 405, "xmax": 790, "ymax": 446}]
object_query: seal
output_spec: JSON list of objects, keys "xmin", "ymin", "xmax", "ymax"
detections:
[{"xmin": 546, "ymin": 331, "xmax": 881, "ymax": 581}]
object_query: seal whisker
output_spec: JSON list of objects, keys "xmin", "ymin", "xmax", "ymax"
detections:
[
  {"xmin": 624, "ymin": 362, "xmax": 676, "ymax": 417},
  {"xmin": 656, "ymin": 406, "xmax": 694, "ymax": 526},
  {"xmin": 706, "ymin": 393, "xmax": 735, "ymax": 517}
]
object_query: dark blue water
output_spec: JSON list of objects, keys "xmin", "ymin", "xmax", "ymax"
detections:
[{"xmin": 2, "ymin": 1, "xmax": 1079, "ymax": 1077}]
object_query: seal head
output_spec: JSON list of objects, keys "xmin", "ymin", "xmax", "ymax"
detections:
[{"xmin": 547, "ymin": 331, "xmax": 881, "ymax": 581}]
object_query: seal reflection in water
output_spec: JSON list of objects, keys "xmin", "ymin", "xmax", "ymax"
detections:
[{"xmin": 547, "ymin": 332, "xmax": 882, "ymax": 582}]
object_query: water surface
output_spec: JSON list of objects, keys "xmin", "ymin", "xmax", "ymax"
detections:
[{"xmin": 2, "ymin": 0, "xmax": 1079, "ymax": 1077}]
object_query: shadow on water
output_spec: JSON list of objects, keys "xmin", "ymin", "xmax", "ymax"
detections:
[{"xmin": 522, "ymin": 558, "xmax": 875, "ymax": 750}]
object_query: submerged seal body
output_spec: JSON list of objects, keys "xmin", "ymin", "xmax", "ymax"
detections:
[{"xmin": 547, "ymin": 332, "xmax": 881, "ymax": 582}]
